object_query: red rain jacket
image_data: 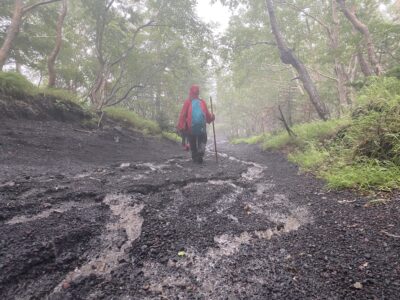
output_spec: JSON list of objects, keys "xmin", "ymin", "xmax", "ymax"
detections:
[{"xmin": 177, "ymin": 85, "xmax": 215, "ymax": 134}]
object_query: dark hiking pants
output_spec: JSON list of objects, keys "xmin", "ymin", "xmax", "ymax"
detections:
[{"xmin": 188, "ymin": 133, "xmax": 207, "ymax": 162}]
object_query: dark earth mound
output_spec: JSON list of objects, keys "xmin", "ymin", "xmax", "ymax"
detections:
[{"xmin": 1, "ymin": 100, "xmax": 399, "ymax": 299}]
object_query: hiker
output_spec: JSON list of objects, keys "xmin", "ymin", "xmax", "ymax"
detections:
[
  {"xmin": 177, "ymin": 85, "xmax": 215, "ymax": 163},
  {"xmin": 180, "ymin": 130, "xmax": 190, "ymax": 151}
]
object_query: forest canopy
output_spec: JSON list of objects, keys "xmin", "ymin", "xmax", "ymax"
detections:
[{"xmin": 0, "ymin": 0, "xmax": 400, "ymax": 133}]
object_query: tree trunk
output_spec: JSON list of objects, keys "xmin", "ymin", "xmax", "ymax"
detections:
[
  {"xmin": 331, "ymin": 0, "xmax": 350, "ymax": 110},
  {"xmin": 265, "ymin": 0, "xmax": 329, "ymax": 121},
  {"xmin": 336, "ymin": 0, "xmax": 383, "ymax": 76},
  {"xmin": 357, "ymin": 50, "xmax": 373, "ymax": 77},
  {"xmin": 89, "ymin": 64, "xmax": 109, "ymax": 110},
  {"xmin": 0, "ymin": 0, "xmax": 24, "ymax": 70},
  {"xmin": 15, "ymin": 49, "xmax": 22, "ymax": 73},
  {"xmin": 47, "ymin": 0, "xmax": 68, "ymax": 87}
]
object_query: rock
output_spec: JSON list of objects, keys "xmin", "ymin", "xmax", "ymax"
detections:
[
  {"xmin": 276, "ymin": 224, "xmax": 285, "ymax": 231},
  {"xmin": 62, "ymin": 282, "xmax": 71, "ymax": 289},
  {"xmin": 160, "ymin": 257, "xmax": 169, "ymax": 264},
  {"xmin": 353, "ymin": 282, "xmax": 363, "ymax": 289}
]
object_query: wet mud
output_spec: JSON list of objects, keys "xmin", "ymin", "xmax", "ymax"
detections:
[{"xmin": 1, "ymin": 122, "xmax": 400, "ymax": 299}]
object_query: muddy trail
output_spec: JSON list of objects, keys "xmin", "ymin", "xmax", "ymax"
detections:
[{"xmin": 1, "ymin": 120, "xmax": 400, "ymax": 299}]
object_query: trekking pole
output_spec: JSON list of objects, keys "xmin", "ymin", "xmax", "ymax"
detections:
[{"xmin": 210, "ymin": 96, "xmax": 218, "ymax": 163}]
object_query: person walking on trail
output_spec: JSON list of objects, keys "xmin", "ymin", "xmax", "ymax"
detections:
[{"xmin": 177, "ymin": 85, "xmax": 215, "ymax": 163}]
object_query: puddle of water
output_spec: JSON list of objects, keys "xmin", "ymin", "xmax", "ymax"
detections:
[
  {"xmin": 256, "ymin": 182, "xmax": 275, "ymax": 195},
  {"xmin": 120, "ymin": 163, "xmax": 131, "ymax": 168},
  {"xmin": 218, "ymin": 152, "xmax": 267, "ymax": 182},
  {"xmin": 53, "ymin": 194, "xmax": 144, "ymax": 293},
  {"xmin": 141, "ymin": 205, "xmax": 311, "ymax": 298},
  {"xmin": 138, "ymin": 162, "xmax": 169, "ymax": 172},
  {"xmin": 241, "ymin": 163, "xmax": 266, "ymax": 181},
  {"xmin": 215, "ymin": 184, "xmax": 243, "ymax": 214},
  {"xmin": 132, "ymin": 174, "xmax": 147, "ymax": 180},
  {"xmin": 6, "ymin": 202, "xmax": 97, "ymax": 225},
  {"xmin": 227, "ymin": 214, "xmax": 239, "ymax": 223},
  {"xmin": 211, "ymin": 232, "xmax": 252, "ymax": 257}
]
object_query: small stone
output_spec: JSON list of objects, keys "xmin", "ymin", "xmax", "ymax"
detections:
[
  {"xmin": 276, "ymin": 224, "xmax": 285, "ymax": 231},
  {"xmin": 160, "ymin": 257, "xmax": 168, "ymax": 264},
  {"xmin": 62, "ymin": 282, "xmax": 70, "ymax": 289},
  {"xmin": 353, "ymin": 282, "xmax": 363, "ymax": 289}
]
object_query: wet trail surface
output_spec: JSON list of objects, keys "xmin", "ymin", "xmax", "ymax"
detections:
[{"xmin": 1, "ymin": 123, "xmax": 400, "ymax": 299}]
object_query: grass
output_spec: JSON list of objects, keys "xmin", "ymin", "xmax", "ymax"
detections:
[
  {"xmin": 288, "ymin": 143, "xmax": 330, "ymax": 169},
  {"xmin": 236, "ymin": 77, "xmax": 400, "ymax": 192},
  {"xmin": 0, "ymin": 71, "xmax": 36, "ymax": 97},
  {"xmin": 104, "ymin": 107, "xmax": 161, "ymax": 135},
  {"xmin": 261, "ymin": 118, "xmax": 350, "ymax": 150},
  {"xmin": 232, "ymin": 134, "xmax": 269, "ymax": 145},
  {"xmin": 0, "ymin": 71, "xmax": 81, "ymax": 105},
  {"xmin": 323, "ymin": 161, "xmax": 400, "ymax": 191},
  {"xmin": 162, "ymin": 131, "xmax": 181, "ymax": 143},
  {"xmin": 105, "ymin": 107, "xmax": 182, "ymax": 141},
  {"xmin": 0, "ymin": 72, "xmax": 180, "ymax": 140}
]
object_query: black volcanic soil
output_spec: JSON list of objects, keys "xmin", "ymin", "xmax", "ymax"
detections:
[{"xmin": 0, "ymin": 115, "xmax": 399, "ymax": 299}]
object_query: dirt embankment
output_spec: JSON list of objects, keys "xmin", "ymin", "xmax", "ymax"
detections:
[
  {"xmin": 0, "ymin": 93, "xmax": 89, "ymax": 122},
  {"xmin": 0, "ymin": 94, "xmax": 400, "ymax": 299}
]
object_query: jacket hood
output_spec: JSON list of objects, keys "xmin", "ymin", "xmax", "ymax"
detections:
[{"xmin": 189, "ymin": 85, "xmax": 200, "ymax": 100}]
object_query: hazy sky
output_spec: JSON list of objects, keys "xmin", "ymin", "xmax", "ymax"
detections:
[{"xmin": 196, "ymin": 0, "xmax": 231, "ymax": 33}]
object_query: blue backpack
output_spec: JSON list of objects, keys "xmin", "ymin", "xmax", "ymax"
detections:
[{"xmin": 191, "ymin": 99, "xmax": 206, "ymax": 135}]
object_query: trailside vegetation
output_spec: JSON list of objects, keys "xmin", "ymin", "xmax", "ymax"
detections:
[
  {"xmin": 236, "ymin": 77, "xmax": 400, "ymax": 192},
  {"xmin": 0, "ymin": 71, "xmax": 179, "ymax": 141}
]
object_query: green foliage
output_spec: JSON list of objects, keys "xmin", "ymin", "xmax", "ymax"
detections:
[
  {"xmin": 323, "ymin": 161, "xmax": 400, "ymax": 191},
  {"xmin": 0, "ymin": 72, "xmax": 82, "ymax": 107},
  {"xmin": 350, "ymin": 77, "xmax": 400, "ymax": 164},
  {"xmin": 104, "ymin": 107, "xmax": 161, "ymax": 135},
  {"xmin": 241, "ymin": 78, "xmax": 400, "ymax": 191},
  {"xmin": 162, "ymin": 132, "xmax": 181, "ymax": 143},
  {"xmin": 288, "ymin": 144, "xmax": 330, "ymax": 169},
  {"xmin": 385, "ymin": 66, "xmax": 400, "ymax": 79},
  {"xmin": 38, "ymin": 88, "xmax": 80, "ymax": 103},
  {"xmin": 0, "ymin": 71, "xmax": 36, "ymax": 97},
  {"xmin": 261, "ymin": 119, "xmax": 350, "ymax": 150},
  {"xmin": 231, "ymin": 134, "xmax": 268, "ymax": 145}
]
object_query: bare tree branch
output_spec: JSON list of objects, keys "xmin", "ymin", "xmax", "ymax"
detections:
[
  {"xmin": 305, "ymin": 66, "xmax": 338, "ymax": 82},
  {"xmin": 23, "ymin": 0, "xmax": 61, "ymax": 14},
  {"xmin": 234, "ymin": 41, "xmax": 276, "ymax": 50},
  {"xmin": 280, "ymin": 1, "xmax": 330, "ymax": 31},
  {"xmin": 110, "ymin": 20, "xmax": 156, "ymax": 67}
]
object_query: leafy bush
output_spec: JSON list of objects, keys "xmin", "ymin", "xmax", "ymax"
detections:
[
  {"xmin": 385, "ymin": 66, "xmax": 400, "ymax": 79},
  {"xmin": 0, "ymin": 71, "xmax": 36, "ymax": 97},
  {"xmin": 104, "ymin": 107, "xmax": 161, "ymax": 135}
]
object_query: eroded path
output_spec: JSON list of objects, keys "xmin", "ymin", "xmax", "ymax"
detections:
[{"xmin": 1, "ymin": 133, "xmax": 400, "ymax": 299}]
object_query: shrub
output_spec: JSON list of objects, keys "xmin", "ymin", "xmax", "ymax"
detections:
[{"xmin": 236, "ymin": 77, "xmax": 400, "ymax": 191}]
